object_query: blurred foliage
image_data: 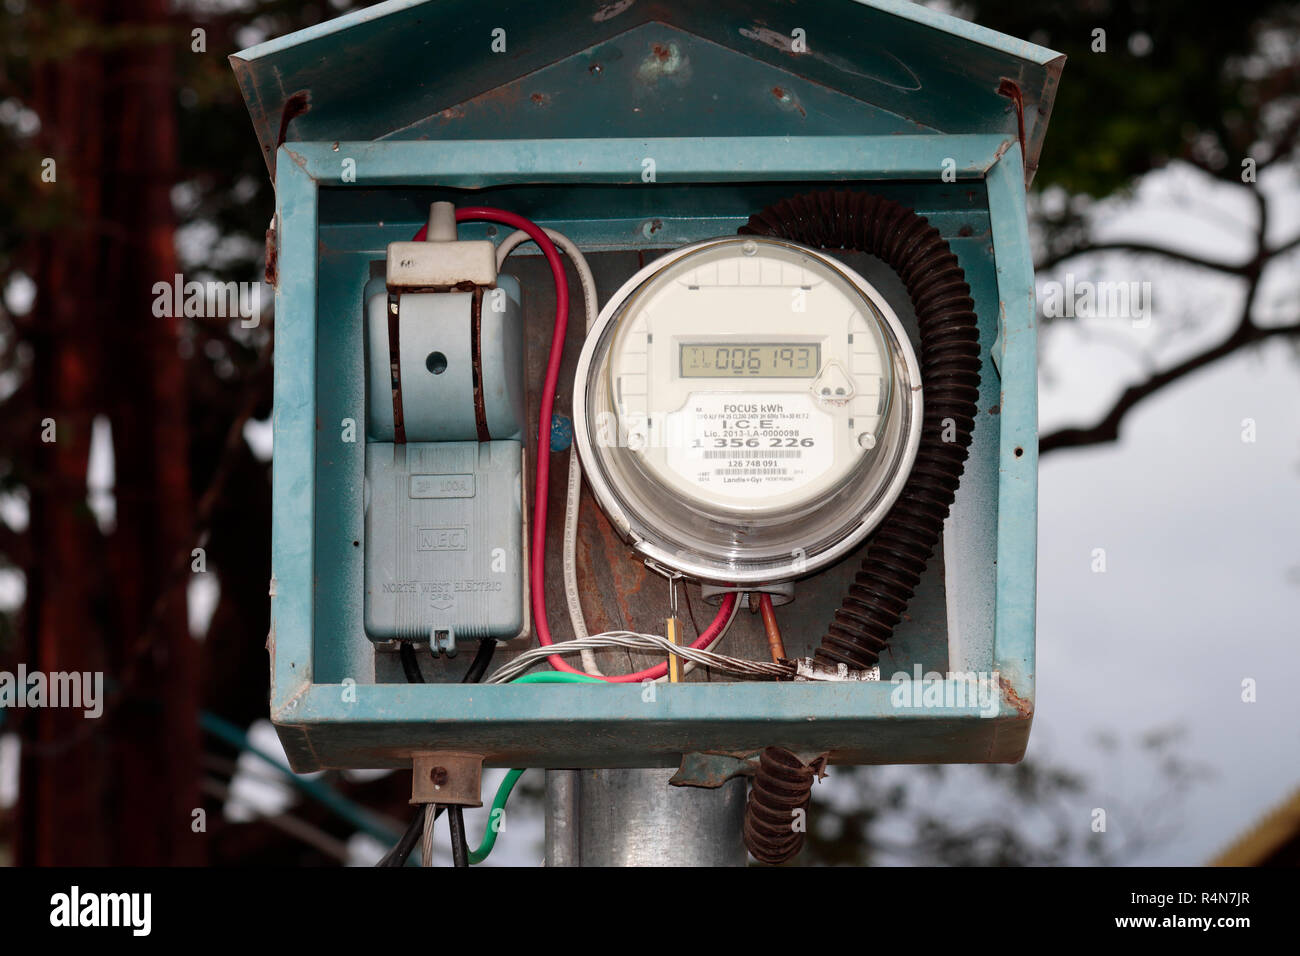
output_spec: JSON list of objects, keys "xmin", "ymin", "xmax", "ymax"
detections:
[
  {"xmin": 965, "ymin": 0, "xmax": 1300, "ymax": 197},
  {"xmin": 802, "ymin": 726, "xmax": 1210, "ymax": 866}
]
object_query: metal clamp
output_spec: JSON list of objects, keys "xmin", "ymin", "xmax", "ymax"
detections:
[
  {"xmin": 410, "ymin": 753, "xmax": 484, "ymax": 807},
  {"xmin": 701, "ymin": 582, "xmax": 795, "ymax": 609}
]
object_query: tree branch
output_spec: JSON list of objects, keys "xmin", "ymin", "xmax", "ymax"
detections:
[
  {"xmin": 1040, "ymin": 320, "xmax": 1300, "ymax": 455},
  {"xmin": 1035, "ymin": 241, "xmax": 1251, "ymax": 276},
  {"xmin": 1270, "ymin": 232, "xmax": 1300, "ymax": 258},
  {"xmin": 1038, "ymin": 166, "xmax": 1300, "ymax": 457}
]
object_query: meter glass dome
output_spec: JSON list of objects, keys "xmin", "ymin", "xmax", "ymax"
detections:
[{"xmin": 574, "ymin": 236, "xmax": 922, "ymax": 584}]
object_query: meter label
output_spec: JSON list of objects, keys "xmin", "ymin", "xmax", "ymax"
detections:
[{"xmin": 667, "ymin": 392, "xmax": 833, "ymax": 499}]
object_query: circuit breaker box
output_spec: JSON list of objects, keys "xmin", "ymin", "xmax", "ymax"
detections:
[{"xmin": 361, "ymin": 264, "xmax": 527, "ymax": 651}]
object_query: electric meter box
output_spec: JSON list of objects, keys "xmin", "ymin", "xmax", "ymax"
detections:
[{"xmin": 232, "ymin": 0, "xmax": 1062, "ymax": 772}]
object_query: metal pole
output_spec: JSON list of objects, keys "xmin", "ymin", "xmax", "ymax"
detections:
[
  {"xmin": 544, "ymin": 770, "xmax": 580, "ymax": 867},
  {"xmin": 545, "ymin": 768, "xmax": 747, "ymax": 866}
]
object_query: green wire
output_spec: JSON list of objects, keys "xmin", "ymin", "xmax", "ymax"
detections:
[
  {"xmin": 466, "ymin": 670, "xmax": 603, "ymax": 863},
  {"xmin": 510, "ymin": 672, "xmax": 604, "ymax": 685},
  {"xmin": 467, "ymin": 768, "xmax": 523, "ymax": 864}
]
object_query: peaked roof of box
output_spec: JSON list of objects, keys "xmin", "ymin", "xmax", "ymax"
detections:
[{"xmin": 231, "ymin": 0, "xmax": 1063, "ymax": 182}]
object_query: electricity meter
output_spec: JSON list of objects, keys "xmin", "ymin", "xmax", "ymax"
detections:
[{"xmin": 574, "ymin": 236, "xmax": 922, "ymax": 584}]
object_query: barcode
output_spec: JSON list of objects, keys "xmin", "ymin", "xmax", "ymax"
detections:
[
  {"xmin": 717, "ymin": 468, "xmax": 789, "ymax": 476},
  {"xmin": 703, "ymin": 449, "xmax": 803, "ymax": 459}
]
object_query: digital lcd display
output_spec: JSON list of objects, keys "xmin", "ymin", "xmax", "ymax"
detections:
[{"xmin": 679, "ymin": 343, "xmax": 821, "ymax": 378}]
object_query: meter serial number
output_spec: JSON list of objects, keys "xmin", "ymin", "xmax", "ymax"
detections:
[
  {"xmin": 709, "ymin": 438, "xmax": 816, "ymax": 447},
  {"xmin": 667, "ymin": 392, "xmax": 836, "ymax": 500}
]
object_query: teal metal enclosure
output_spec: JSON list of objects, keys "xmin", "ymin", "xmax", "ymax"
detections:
[{"xmin": 232, "ymin": 0, "xmax": 1060, "ymax": 772}]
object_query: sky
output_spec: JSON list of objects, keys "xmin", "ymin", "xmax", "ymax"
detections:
[
  {"xmin": 1033, "ymin": 337, "xmax": 1300, "ymax": 865},
  {"xmin": 1023, "ymin": 160, "xmax": 1300, "ymax": 865}
]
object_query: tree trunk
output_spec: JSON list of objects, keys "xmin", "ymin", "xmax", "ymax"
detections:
[{"xmin": 17, "ymin": 0, "xmax": 200, "ymax": 866}]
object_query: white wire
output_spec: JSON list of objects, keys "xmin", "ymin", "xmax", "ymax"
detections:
[
  {"xmin": 486, "ymin": 629, "xmax": 789, "ymax": 684},
  {"xmin": 486, "ymin": 594, "xmax": 752, "ymax": 684},
  {"xmin": 496, "ymin": 227, "xmax": 602, "ymax": 676}
]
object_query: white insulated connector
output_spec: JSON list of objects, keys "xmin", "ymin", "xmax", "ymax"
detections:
[
  {"xmin": 425, "ymin": 200, "xmax": 458, "ymax": 242},
  {"xmin": 386, "ymin": 201, "xmax": 497, "ymax": 290}
]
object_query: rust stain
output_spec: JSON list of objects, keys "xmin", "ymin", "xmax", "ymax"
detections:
[
  {"xmin": 584, "ymin": 505, "xmax": 656, "ymax": 631},
  {"xmin": 530, "ymin": 91, "xmax": 551, "ymax": 107},
  {"xmin": 996, "ymin": 78, "xmax": 1027, "ymax": 164},
  {"xmin": 275, "ymin": 90, "xmax": 311, "ymax": 155},
  {"xmin": 998, "ymin": 675, "xmax": 1034, "ymax": 719},
  {"xmin": 601, "ymin": 523, "xmax": 641, "ymax": 628},
  {"xmin": 579, "ymin": 506, "xmax": 634, "ymax": 632},
  {"xmin": 771, "ymin": 85, "xmax": 806, "ymax": 118},
  {"xmin": 264, "ymin": 222, "xmax": 277, "ymax": 287},
  {"xmin": 476, "ymin": 84, "xmax": 523, "ymax": 108},
  {"xmin": 638, "ymin": 40, "xmax": 688, "ymax": 83}
]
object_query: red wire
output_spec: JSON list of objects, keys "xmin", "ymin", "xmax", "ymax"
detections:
[{"xmin": 418, "ymin": 208, "xmax": 737, "ymax": 682}]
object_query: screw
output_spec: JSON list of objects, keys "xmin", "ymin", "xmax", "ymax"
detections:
[{"xmin": 430, "ymin": 766, "xmax": 449, "ymax": 788}]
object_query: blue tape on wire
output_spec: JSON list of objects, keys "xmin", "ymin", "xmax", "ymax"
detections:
[{"xmin": 550, "ymin": 413, "xmax": 573, "ymax": 452}]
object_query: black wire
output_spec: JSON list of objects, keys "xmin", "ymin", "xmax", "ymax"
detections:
[
  {"xmin": 376, "ymin": 807, "xmax": 432, "ymax": 867},
  {"xmin": 377, "ymin": 639, "xmax": 498, "ymax": 867},
  {"xmin": 681, "ymin": 585, "xmax": 702, "ymax": 638},
  {"xmin": 398, "ymin": 642, "xmax": 425, "ymax": 683},
  {"xmin": 462, "ymin": 637, "xmax": 498, "ymax": 683},
  {"xmin": 447, "ymin": 806, "xmax": 469, "ymax": 867},
  {"xmin": 380, "ymin": 642, "xmax": 428, "ymax": 867}
]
